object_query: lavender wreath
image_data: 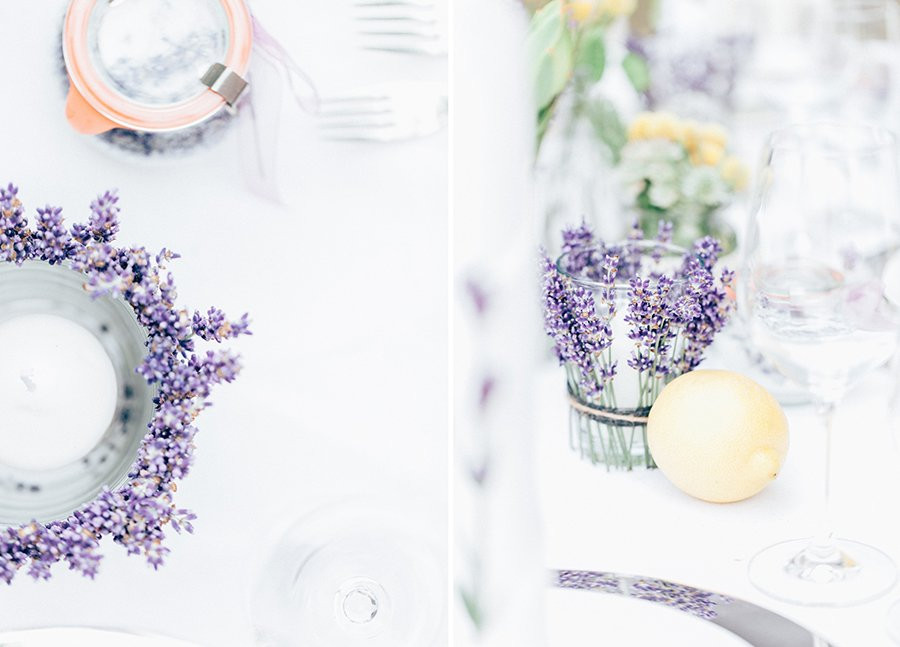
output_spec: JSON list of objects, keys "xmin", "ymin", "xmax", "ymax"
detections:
[{"xmin": 0, "ymin": 184, "xmax": 249, "ymax": 582}]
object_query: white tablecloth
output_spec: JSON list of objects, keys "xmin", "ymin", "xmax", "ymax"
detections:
[
  {"xmin": 0, "ymin": 1, "xmax": 447, "ymax": 644},
  {"xmin": 537, "ymin": 361, "xmax": 900, "ymax": 647}
]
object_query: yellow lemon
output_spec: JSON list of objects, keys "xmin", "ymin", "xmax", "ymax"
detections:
[{"xmin": 647, "ymin": 370, "xmax": 789, "ymax": 503}]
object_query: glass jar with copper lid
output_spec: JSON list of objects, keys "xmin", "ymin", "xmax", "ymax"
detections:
[{"xmin": 62, "ymin": 0, "xmax": 253, "ymax": 153}]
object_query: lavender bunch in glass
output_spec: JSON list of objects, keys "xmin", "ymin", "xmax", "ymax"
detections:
[
  {"xmin": 0, "ymin": 184, "xmax": 249, "ymax": 583},
  {"xmin": 541, "ymin": 220, "xmax": 733, "ymax": 469}
]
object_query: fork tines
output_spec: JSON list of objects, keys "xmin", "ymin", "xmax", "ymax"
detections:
[
  {"xmin": 317, "ymin": 95, "xmax": 397, "ymax": 139},
  {"xmin": 353, "ymin": 0, "xmax": 446, "ymax": 56}
]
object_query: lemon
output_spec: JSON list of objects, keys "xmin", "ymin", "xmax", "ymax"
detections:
[{"xmin": 647, "ymin": 370, "xmax": 789, "ymax": 503}]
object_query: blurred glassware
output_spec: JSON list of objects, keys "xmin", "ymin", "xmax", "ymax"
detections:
[
  {"xmin": 62, "ymin": 0, "xmax": 253, "ymax": 144},
  {"xmin": 626, "ymin": 0, "xmax": 756, "ymax": 123},
  {"xmin": 353, "ymin": 0, "xmax": 447, "ymax": 56},
  {"xmin": 826, "ymin": 0, "xmax": 900, "ymax": 123},
  {"xmin": 454, "ymin": 1, "xmax": 546, "ymax": 644},
  {"xmin": 704, "ymin": 318, "xmax": 812, "ymax": 407},
  {"xmin": 739, "ymin": 0, "xmax": 900, "ymax": 125},
  {"xmin": 250, "ymin": 501, "xmax": 446, "ymax": 647},
  {"xmin": 316, "ymin": 81, "xmax": 447, "ymax": 142},
  {"xmin": 61, "ymin": 0, "xmax": 317, "ymax": 201},
  {"xmin": 740, "ymin": 122, "xmax": 900, "ymax": 605},
  {"xmin": 553, "ymin": 240, "xmax": 695, "ymax": 471},
  {"xmin": 534, "ymin": 84, "xmax": 625, "ymax": 254}
]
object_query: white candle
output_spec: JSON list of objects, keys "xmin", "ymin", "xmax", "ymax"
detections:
[{"xmin": 0, "ymin": 314, "xmax": 118, "ymax": 471}]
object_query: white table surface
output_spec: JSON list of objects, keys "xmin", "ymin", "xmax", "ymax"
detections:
[
  {"xmin": 537, "ymin": 358, "xmax": 900, "ymax": 647},
  {"xmin": 0, "ymin": 1, "xmax": 448, "ymax": 645}
]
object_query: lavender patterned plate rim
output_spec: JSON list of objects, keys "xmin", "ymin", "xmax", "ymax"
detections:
[
  {"xmin": 554, "ymin": 569, "xmax": 834, "ymax": 647},
  {"xmin": 0, "ymin": 183, "xmax": 250, "ymax": 584}
]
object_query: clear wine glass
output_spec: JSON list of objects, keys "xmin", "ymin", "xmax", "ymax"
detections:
[
  {"xmin": 740, "ymin": 122, "xmax": 900, "ymax": 606},
  {"xmin": 250, "ymin": 500, "xmax": 446, "ymax": 646}
]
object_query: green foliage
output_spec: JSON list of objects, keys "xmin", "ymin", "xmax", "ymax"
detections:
[
  {"xmin": 622, "ymin": 51, "xmax": 650, "ymax": 93},
  {"xmin": 576, "ymin": 24, "xmax": 606, "ymax": 83},
  {"xmin": 527, "ymin": 0, "xmax": 575, "ymax": 113},
  {"xmin": 585, "ymin": 97, "xmax": 626, "ymax": 162},
  {"xmin": 460, "ymin": 587, "xmax": 484, "ymax": 630}
]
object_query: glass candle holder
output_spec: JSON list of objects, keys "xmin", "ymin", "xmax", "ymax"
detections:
[
  {"xmin": 0, "ymin": 261, "xmax": 153, "ymax": 525},
  {"xmin": 61, "ymin": 0, "xmax": 253, "ymax": 155},
  {"xmin": 555, "ymin": 240, "xmax": 689, "ymax": 470}
]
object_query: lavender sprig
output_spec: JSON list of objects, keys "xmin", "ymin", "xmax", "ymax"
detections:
[
  {"xmin": 542, "ymin": 254, "xmax": 614, "ymax": 399},
  {"xmin": 0, "ymin": 184, "xmax": 250, "ymax": 584},
  {"xmin": 674, "ymin": 236, "xmax": 734, "ymax": 373},
  {"xmin": 541, "ymin": 223, "xmax": 733, "ymax": 409}
]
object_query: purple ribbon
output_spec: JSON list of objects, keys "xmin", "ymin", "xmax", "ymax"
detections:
[{"xmin": 238, "ymin": 15, "xmax": 319, "ymax": 202}]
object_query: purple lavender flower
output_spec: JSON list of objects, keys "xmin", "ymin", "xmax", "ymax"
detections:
[
  {"xmin": 652, "ymin": 220, "xmax": 674, "ymax": 264},
  {"xmin": 0, "ymin": 184, "xmax": 250, "ymax": 584},
  {"xmin": 542, "ymin": 254, "xmax": 612, "ymax": 397},
  {"xmin": 599, "ymin": 252, "xmax": 619, "ymax": 316},
  {"xmin": 621, "ymin": 219, "xmax": 645, "ymax": 279},
  {"xmin": 674, "ymin": 237, "xmax": 734, "ymax": 372},
  {"xmin": 33, "ymin": 206, "xmax": 72, "ymax": 265},
  {"xmin": 561, "ymin": 220, "xmax": 603, "ymax": 278},
  {"xmin": 632, "ymin": 578, "xmax": 732, "ymax": 620},
  {"xmin": 542, "ymin": 225, "xmax": 732, "ymax": 407},
  {"xmin": 88, "ymin": 191, "xmax": 120, "ymax": 243},
  {"xmin": 624, "ymin": 274, "xmax": 676, "ymax": 377},
  {"xmin": 0, "ymin": 184, "xmax": 32, "ymax": 264}
]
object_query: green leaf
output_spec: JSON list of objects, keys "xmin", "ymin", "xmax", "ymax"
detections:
[
  {"xmin": 527, "ymin": 0, "xmax": 574, "ymax": 112},
  {"xmin": 576, "ymin": 25, "xmax": 606, "ymax": 82},
  {"xmin": 536, "ymin": 100, "xmax": 557, "ymax": 148},
  {"xmin": 622, "ymin": 51, "xmax": 650, "ymax": 93},
  {"xmin": 585, "ymin": 97, "xmax": 626, "ymax": 162},
  {"xmin": 460, "ymin": 587, "xmax": 484, "ymax": 630}
]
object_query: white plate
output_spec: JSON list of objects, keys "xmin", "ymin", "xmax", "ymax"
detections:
[
  {"xmin": 0, "ymin": 628, "xmax": 198, "ymax": 647},
  {"xmin": 547, "ymin": 587, "xmax": 752, "ymax": 647}
]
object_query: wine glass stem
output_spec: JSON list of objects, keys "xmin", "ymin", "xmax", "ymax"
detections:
[{"xmin": 813, "ymin": 401, "xmax": 836, "ymax": 550}]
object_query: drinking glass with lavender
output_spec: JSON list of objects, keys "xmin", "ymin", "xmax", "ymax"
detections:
[{"xmin": 542, "ymin": 221, "xmax": 734, "ymax": 469}]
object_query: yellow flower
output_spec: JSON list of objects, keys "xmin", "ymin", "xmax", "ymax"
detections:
[
  {"xmin": 680, "ymin": 120, "xmax": 701, "ymax": 152},
  {"xmin": 721, "ymin": 155, "xmax": 749, "ymax": 190},
  {"xmin": 651, "ymin": 112, "xmax": 682, "ymax": 141},
  {"xmin": 698, "ymin": 123, "xmax": 728, "ymax": 149},
  {"xmin": 627, "ymin": 112, "xmax": 654, "ymax": 140},
  {"xmin": 696, "ymin": 140, "xmax": 725, "ymax": 167},
  {"xmin": 567, "ymin": 0, "xmax": 594, "ymax": 22},
  {"xmin": 598, "ymin": 0, "xmax": 637, "ymax": 17}
]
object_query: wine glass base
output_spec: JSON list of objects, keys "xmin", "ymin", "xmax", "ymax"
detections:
[
  {"xmin": 251, "ymin": 502, "xmax": 446, "ymax": 646},
  {"xmin": 749, "ymin": 538, "xmax": 897, "ymax": 607}
]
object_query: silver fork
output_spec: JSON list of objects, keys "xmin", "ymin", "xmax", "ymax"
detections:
[
  {"xmin": 317, "ymin": 82, "xmax": 448, "ymax": 142},
  {"xmin": 353, "ymin": 0, "xmax": 447, "ymax": 57}
]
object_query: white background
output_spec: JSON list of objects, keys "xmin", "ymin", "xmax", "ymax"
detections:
[
  {"xmin": 453, "ymin": 1, "xmax": 900, "ymax": 646},
  {"xmin": 0, "ymin": 1, "xmax": 447, "ymax": 645},
  {"xmin": 537, "ymin": 364, "xmax": 900, "ymax": 647}
]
